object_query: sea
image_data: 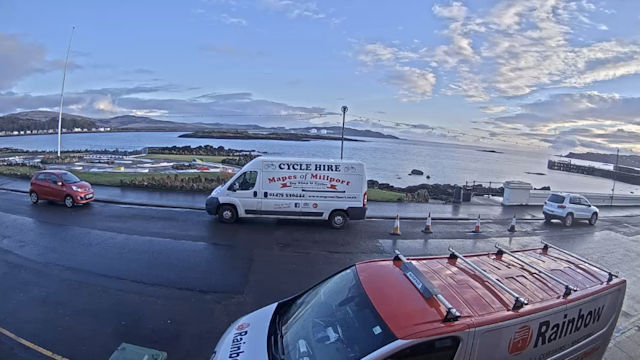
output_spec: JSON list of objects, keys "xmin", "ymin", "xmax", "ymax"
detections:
[{"xmin": 1, "ymin": 131, "xmax": 637, "ymax": 194}]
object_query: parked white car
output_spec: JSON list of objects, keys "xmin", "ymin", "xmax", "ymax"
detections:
[{"xmin": 543, "ymin": 192, "xmax": 599, "ymax": 226}]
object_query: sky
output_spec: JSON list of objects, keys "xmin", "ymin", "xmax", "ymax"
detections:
[{"xmin": 1, "ymin": 0, "xmax": 640, "ymax": 153}]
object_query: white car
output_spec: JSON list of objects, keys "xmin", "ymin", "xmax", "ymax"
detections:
[{"xmin": 543, "ymin": 192, "xmax": 599, "ymax": 227}]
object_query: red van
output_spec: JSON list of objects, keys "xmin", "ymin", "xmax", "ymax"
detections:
[
  {"xmin": 209, "ymin": 242, "xmax": 624, "ymax": 360},
  {"xmin": 29, "ymin": 170, "xmax": 94, "ymax": 208}
]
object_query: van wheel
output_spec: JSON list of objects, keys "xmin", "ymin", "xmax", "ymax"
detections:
[
  {"xmin": 64, "ymin": 195, "xmax": 74, "ymax": 208},
  {"xmin": 218, "ymin": 205, "xmax": 238, "ymax": 223},
  {"xmin": 564, "ymin": 213, "xmax": 573, "ymax": 227},
  {"xmin": 543, "ymin": 214, "xmax": 551, "ymax": 223},
  {"xmin": 30, "ymin": 192, "xmax": 39, "ymax": 204},
  {"xmin": 329, "ymin": 210, "xmax": 348, "ymax": 229},
  {"xmin": 589, "ymin": 213, "xmax": 598, "ymax": 225}
]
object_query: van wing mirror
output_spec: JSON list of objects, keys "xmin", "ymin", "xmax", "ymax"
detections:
[{"xmin": 230, "ymin": 182, "xmax": 239, "ymax": 192}]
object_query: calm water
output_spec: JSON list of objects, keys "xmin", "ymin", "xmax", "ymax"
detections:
[{"xmin": 1, "ymin": 132, "xmax": 637, "ymax": 194}]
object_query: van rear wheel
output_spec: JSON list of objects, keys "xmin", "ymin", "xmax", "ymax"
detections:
[
  {"xmin": 329, "ymin": 210, "xmax": 348, "ymax": 229},
  {"xmin": 218, "ymin": 204, "xmax": 238, "ymax": 224}
]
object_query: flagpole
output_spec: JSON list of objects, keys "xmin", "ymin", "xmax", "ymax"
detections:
[{"xmin": 57, "ymin": 26, "xmax": 75, "ymax": 157}]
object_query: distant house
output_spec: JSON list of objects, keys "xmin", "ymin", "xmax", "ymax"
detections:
[
  {"xmin": 25, "ymin": 130, "xmax": 32, "ymax": 134},
  {"xmin": 319, "ymin": 129, "xmax": 328, "ymax": 135},
  {"xmin": 309, "ymin": 128, "xmax": 318, "ymax": 134}
]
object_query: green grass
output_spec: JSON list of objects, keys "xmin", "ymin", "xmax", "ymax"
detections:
[
  {"xmin": 0, "ymin": 165, "xmax": 38, "ymax": 178},
  {"xmin": 141, "ymin": 154, "xmax": 237, "ymax": 163},
  {"xmin": 0, "ymin": 165, "xmax": 231, "ymax": 186},
  {"xmin": 367, "ymin": 188, "xmax": 406, "ymax": 202}
]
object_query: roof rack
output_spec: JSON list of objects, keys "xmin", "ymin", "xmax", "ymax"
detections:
[
  {"xmin": 393, "ymin": 250, "xmax": 461, "ymax": 322},
  {"xmin": 541, "ymin": 241, "xmax": 618, "ymax": 283},
  {"xmin": 448, "ymin": 246, "xmax": 528, "ymax": 310},
  {"xmin": 495, "ymin": 243, "xmax": 578, "ymax": 298}
]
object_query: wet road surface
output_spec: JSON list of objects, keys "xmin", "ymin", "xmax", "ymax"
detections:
[{"xmin": 0, "ymin": 189, "xmax": 638, "ymax": 359}]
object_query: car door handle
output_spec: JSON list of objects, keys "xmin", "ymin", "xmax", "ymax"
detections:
[{"xmin": 253, "ymin": 191, "xmax": 257, "ymax": 198}]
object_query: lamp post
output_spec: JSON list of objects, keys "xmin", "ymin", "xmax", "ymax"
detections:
[
  {"xmin": 611, "ymin": 148, "xmax": 619, "ymax": 206},
  {"xmin": 340, "ymin": 105, "xmax": 348, "ymax": 160},
  {"xmin": 57, "ymin": 26, "xmax": 75, "ymax": 157}
]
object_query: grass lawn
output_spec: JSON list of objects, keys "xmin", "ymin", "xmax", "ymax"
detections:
[
  {"xmin": 367, "ymin": 188, "xmax": 406, "ymax": 202},
  {"xmin": 0, "ymin": 165, "xmax": 231, "ymax": 186},
  {"xmin": 141, "ymin": 154, "xmax": 238, "ymax": 163}
]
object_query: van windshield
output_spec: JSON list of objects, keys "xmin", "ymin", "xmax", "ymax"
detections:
[{"xmin": 269, "ymin": 267, "xmax": 395, "ymax": 360}]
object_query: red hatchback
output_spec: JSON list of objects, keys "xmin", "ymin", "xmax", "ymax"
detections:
[{"xmin": 29, "ymin": 170, "xmax": 94, "ymax": 208}]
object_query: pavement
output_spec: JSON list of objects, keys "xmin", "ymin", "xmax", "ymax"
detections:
[
  {"xmin": 0, "ymin": 187, "xmax": 638, "ymax": 359},
  {"xmin": 2, "ymin": 175, "xmax": 640, "ymax": 220}
]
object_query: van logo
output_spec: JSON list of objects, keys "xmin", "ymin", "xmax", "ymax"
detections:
[
  {"xmin": 508, "ymin": 325, "xmax": 533, "ymax": 355},
  {"xmin": 264, "ymin": 163, "xmax": 276, "ymax": 170},
  {"xmin": 235, "ymin": 323, "xmax": 250, "ymax": 331}
]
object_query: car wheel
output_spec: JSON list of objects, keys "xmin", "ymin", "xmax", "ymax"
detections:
[
  {"xmin": 218, "ymin": 204, "xmax": 237, "ymax": 223},
  {"xmin": 64, "ymin": 195, "xmax": 74, "ymax": 208},
  {"xmin": 329, "ymin": 210, "xmax": 348, "ymax": 229},
  {"xmin": 564, "ymin": 213, "xmax": 573, "ymax": 227},
  {"xmin": 589, "ymin": 212, "xmax": 598, "ymax": 226},
  {"xmin": 29, "ymin": 192, "xmax": 39, "ymax": 204},
  {"xmin": 544, "ymin": 214, "xmax": 551, "ymax": 223}
]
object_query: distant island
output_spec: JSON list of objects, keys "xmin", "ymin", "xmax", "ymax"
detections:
[
  {"xmin": 0, "ymin": 110, "xmax": 400, "ymax": 140},
  {"xmin": 178, "ymin": 130, "xmax": 363, "ymax": 142}
]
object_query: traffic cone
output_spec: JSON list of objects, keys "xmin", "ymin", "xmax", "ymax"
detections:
[
  {"xmin": 421, "ymin": 212, "xmax": 433, "ymax": 234},
  {"xmin": 508, "ymin": 214, "xmax": 517, "ymax": 233},
  {"xmin": 472, "ymin": 214, "xmax": 482, "ymax": 233},
  {"xmin": 390, "ymin": 214, "xmax": 402, "ymax": 236}
]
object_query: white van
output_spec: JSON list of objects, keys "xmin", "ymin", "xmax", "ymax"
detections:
[
  {"xmin": 205, "ymin": 157, "xmax": 367, "ymax": 228},
  {"xmin": 209, "ymin": 242, "xmax": 625, "ymax": 360}
]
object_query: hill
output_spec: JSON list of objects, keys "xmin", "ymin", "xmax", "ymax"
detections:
[{"xmin": 0, "ymin": 110, "xmax": 400, "ymax": 139}]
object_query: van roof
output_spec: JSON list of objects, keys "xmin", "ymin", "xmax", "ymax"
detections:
[
  {"xmin": 357, "ymin": 247, "xmax": 624, "ymax": 340},
  {"xmin": 252, "ymin": 156, "xmax": 364, "ymax": 165}
]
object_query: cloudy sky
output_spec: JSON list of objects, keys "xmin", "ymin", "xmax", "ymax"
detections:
[{"xmin": 1, "ymin": 1, "xmax": 640, "ymax": 153}]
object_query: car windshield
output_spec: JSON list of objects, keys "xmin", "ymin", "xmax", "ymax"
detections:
[
  {"xmin": 60, "ymin": 172, "xmax": 81, "ymax": 184},
  {"xmin": 547, "ymin": 194, "xmax": 565, "ymax": 203},
  {"xmin": 269, "ymin": 267, "xmax": 395, "ymax": 360}
]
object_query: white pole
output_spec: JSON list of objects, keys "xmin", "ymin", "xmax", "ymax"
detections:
[
  {"xmin": 340, "ymin": 105, "xmax": 348, "ymax": 160},
  {"xmin": 57, "ymin": 26, "xmax": 75, "ymax": 157}
]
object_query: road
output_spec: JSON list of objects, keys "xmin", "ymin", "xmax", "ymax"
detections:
[{"xmin": 0, "ymin": 189, "xmax": 638, "ymax": 359}]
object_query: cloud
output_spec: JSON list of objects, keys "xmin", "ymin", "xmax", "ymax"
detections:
[
  {"xmin": 479, "ymin": 105, "xmax": 507, "ymax": 113},
  {"xmin": 218, "ymin": 13, "xmax": 247, "ymax": 25},
  {"xmin": 0, "ymin": 33, "xmax": 79, "ymax": 90},
  {"xmin": 0, "ymin": 86, "xmax": 333, "ymax": 126},
  {"xmin": 355, "ymin": 1, "xmax": 640, "ymax": 102},
  {"xmin": 263, "ymin": 0, "xmax": 327, "ymax": 20},
  {"xmin": 385, "ymin": 66, "xmax": 436, "ymax": 102},
  {"xmin": 483, "ymin": 91, "xmax": 640, "ymax": 152}
]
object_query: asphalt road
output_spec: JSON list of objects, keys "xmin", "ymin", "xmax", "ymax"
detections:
[{"xmin": 0, "ymin": 189, "xmax": 638, "ymax": 359}]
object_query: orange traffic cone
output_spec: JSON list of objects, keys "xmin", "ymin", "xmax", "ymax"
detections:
[
  {"xmin": 472, "ymin": 214, "xmax": 482, "ymax": 233},
  {"xmin": 508, "ymin": 214, "xmax": 517, "ymax": 233},
  {"xmin": 390, "ymin": 214, "xmax": 402, "ymax": 236},
  {"xmin": 421, "ymin": 212, "xmax": 433, "ymax": 234}
]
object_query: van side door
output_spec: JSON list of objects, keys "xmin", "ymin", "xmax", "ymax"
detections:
[{"xmin": 226, "ymin": 171, "xmax": 260, "ymax": 216}]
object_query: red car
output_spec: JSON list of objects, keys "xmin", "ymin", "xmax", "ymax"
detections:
[{"xmin": 29, "ymin": 170, "xmax": 94, "ymax": 208}]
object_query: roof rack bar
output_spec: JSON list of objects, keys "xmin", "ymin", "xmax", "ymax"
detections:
[
  {"xmin": 495, "ymin": 243, "xmax": 578, "ymax": 297},
  {"xmin": 393, "ymin": 250, "xmax": 461, "ymax": 322},
  {"xmin": 541, "ymin": 241, "xmax": 618, "ymax": 283},
  {"xmin": 448, "ymin": 246, "xmax": 528, "ymax": 310}
]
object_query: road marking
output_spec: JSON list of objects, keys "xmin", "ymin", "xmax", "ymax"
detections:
[{"xmin": 0, "ymin": 325, "xmax": 69, "ymax": 360}]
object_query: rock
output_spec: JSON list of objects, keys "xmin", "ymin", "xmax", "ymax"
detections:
[
  {"xmin": 409, "ymin": 169, "xmax": 424, "ymax": 176},
  {"xmin": 426, "ymin": 175, "xmax": 431, "ymax": 179},
  {"xmin": 367, "ymin": 179, "xmax": 379, "ymax": 189}
]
